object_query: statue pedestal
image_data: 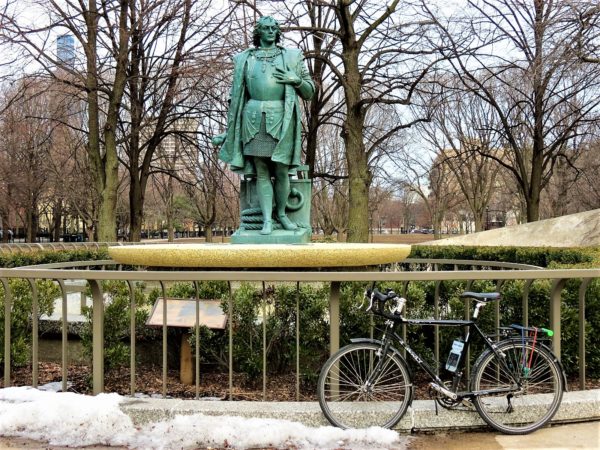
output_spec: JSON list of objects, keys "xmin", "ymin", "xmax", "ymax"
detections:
[
  {"xmin": 108, "ymin": 243, "xmax": 411, "ymax": 268},
  {"xmin": 235, "ymin": 168, "xmax": 312, "ymax": 244},
  {"xmin": 231, "ymin": 227, "xmax": 310, "ymax": 244}
]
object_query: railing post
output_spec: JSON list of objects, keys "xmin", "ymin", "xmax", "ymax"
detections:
[
  {"xmin": 434, "ymin": 271, "xmax": 441, "ymax": 373},
  {"xmin": 55, "ymin": 279, "xmax": 69, "ymax": 392},
  {"xmin": 550, "ymin": 278, "xmax": 566, "ymax": 359},
  {"xmin": 127, "ymin": 280, "xmax": 136, "ymax": 396},
  {"xmin": 261, "ymin": 281, "xmax": 267, "ymax": 401},
  {"xmin": 193, "ymin": 281, "xmax": 201, "ymax": 400},
  {"xmin": 495, "ymin": 280, "xmax": 505, "ymax": 338},
  {"xmin": 228, "ymin": 281, "xmax": 233, "ymax": 400},
  {"xmin": 160, "ymin": 281, "xmax": 168, "ymax": 398},
  {"xmin": 522, "ymin": 279, "xmax": 534, "ymax": 327},
  {"xmin": 578, "ymin": 278, "xmax": 592, "ymax": 390},
  {"xmin": 27, "ymin": 279, "xmax": 39, "ymax": 388},
  {"xmin": 329, "ymin": 281, "xmax": 340, "ymax": 357},
  {"xmin": 2, "ymin": 278, "xmax": 11, "ymax": 387},
  {"xmin": 89, "ymin": 279, "xmax": 104, "ymax": 394},
  {"xmin": 295, "ymin": 282, "xmax": 300, "ymax": 401}
]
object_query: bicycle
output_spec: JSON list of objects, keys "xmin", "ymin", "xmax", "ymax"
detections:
[{"xmin": 317, "ymin": 286, "xmax": 566, "ymax": 434}]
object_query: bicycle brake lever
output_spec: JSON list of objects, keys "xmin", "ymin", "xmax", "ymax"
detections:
[
  {"xmin": 365, "ymin": 291, "xmax": 375, "ymax": 312},
  {"xmin": 391, "ymin": 297, "xmax": 406, "ymax": 315}
]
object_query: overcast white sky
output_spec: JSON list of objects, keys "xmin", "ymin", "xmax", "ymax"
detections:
[{"xmin": 0, "ymin": 386, "xmax": 407, "ymax": 449}]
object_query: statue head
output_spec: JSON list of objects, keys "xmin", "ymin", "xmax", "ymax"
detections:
[{"xmin": 253, "ymin": 16, "xmax": 282, "ymax": 47}]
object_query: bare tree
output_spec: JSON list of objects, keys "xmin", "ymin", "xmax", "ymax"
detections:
[
  {"xmin": 430, "ymin": 0, "xmax": 600, "ymax": 222},
  {"xmin": 0, "ymin": 78, "xmax": 59, "ymax": 241},
  {"xmin": 415, "ymin": 83, "xmax": 507, "ymax": 231},
  {"xmin": 310, "ymin": 113, "xmax": 348, "ymax": 238},
  {"xmin": 181, "ymin": 145, "xmax": 227, "ymax": 244},
  {"xmin": 279, "ymin": 0, "xmax": 441, "ymax": 242},
  {"xmin": 394, "ymin": 144, "xmax": 463, "ymax": 238},
  {"xmin": 0, "ymin": 0, "xmax": 135, "ymax": 241},
  {"xmin": 121, "ymin": 0, "xmax": 242, "ymax": 241},
  {"xmin": 574, "ymin": 2, "xmax": 600, "ymax": 64}
]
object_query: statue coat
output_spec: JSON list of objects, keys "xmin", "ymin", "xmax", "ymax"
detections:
[{"xmin": 218, "ymin": 47, "xmax": 315, "ymax": 174}]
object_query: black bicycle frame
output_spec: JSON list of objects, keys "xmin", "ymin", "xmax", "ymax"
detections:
[{"xmin": 372, "ymin": 316, "xmax": 523, "ymax": 399}]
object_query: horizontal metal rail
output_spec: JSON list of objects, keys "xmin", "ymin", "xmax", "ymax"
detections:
[{"xmin": 1, "ymin": 259, "xmax": 597, "ymax": 397}]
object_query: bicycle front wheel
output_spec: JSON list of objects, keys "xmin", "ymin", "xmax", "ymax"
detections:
[
  {"xmin": 317, "ymin": 342, "xmax": 412, "ymax": 429},
  {"xmin": 471, "ymin": 340, "xmax": 564, "ymax": 434}
]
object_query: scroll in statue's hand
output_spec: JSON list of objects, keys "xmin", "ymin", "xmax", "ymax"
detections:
[
  {"xmin": 273, "ymin": 66, "xmax": 301, "ymax": 87},
  {"xmin": 211, "ymin": 133, "xmax": 226, "ymax": 147}
]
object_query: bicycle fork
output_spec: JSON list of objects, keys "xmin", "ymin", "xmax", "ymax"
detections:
[{"xmin": 362, "ymin": 330, "xmax": 395, "ymax": 396}]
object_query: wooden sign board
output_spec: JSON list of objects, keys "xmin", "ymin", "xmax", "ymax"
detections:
[{"xmin": 146, "ymin": 298, "xmax": 227, "ymax": 329}]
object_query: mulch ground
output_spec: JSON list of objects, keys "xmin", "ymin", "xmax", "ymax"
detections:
[
  {"xmin": 3, "ymin": 363, "xmax": 599, "ymax": 401},
  {"xmin": 5, "ymin": 363, "xmax": 316, "ymax": 400}
]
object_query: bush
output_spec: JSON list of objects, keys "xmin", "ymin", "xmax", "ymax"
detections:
[
  {"xmin": 0, "ymin": 279, "xmax": 59, "ymax": 371},
  {"xmin": 215, "ymin": 282, "xmax": 330, "ymax": 382},
  {"xmin": 407, "ymin": 245, "xmax": 600, "ymax": 378},
  {"xmin": 0, "ymin": 248, "xmax": 110, "ymax": 372},
  {"xmin": 81, "ymin": 280, "xmax": 158, "ymax": 370}
]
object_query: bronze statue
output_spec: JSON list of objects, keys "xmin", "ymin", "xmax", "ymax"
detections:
[{"xmin": 212, "ymin": 16, "xmax": 315, "ymax": 236}]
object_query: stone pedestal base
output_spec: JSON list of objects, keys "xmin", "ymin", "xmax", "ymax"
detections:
[{"xmin": 231, "ymin": 227, "xmax": 310, "ymax": 244}]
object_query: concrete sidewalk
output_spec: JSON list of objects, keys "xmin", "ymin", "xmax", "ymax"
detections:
[
  {"xmin": 120, "ymin": 388, "xmax": 600, "ymax": 432},
  {"xmin": 408, "ymin": 421, "xmax": 600, "ymax": 449}
]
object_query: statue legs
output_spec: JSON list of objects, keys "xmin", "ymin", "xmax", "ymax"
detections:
[
  {"xmin": 254, "ymin": 158, "xmax": 274, "ymax": 235},
  {"xmin": 273, "ymin": 162, "xmax": 297, "ymax": 231},
  {"xmin": 254, "ymin": 157, "xmax": 297, "ymax": 235}
]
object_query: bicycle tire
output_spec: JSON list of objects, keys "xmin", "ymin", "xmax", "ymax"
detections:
[
  {"xmin": 471, "ymin": 339, "xmax": 563, "ymax": 434},
  {"xmin": 317, "ymin": 342, "xmax": 412, "ymax": 429}
]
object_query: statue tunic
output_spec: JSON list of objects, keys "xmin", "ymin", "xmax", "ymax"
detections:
[
  {"xmin": 242, "ymin": 49, "xmax": 286, "ymax": 158},
  {"xmin": 218, "ymin": 47, "xmax": 315, "ymax": 175}
]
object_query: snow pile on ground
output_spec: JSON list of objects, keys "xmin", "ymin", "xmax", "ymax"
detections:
[{"xmin": 0, "ymin": 387, "xmax": 405, "ymax": 449}]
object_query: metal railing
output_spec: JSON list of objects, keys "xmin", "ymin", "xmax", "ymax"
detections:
[{"xmin": 1, "ymin": 258, "xmax": 598, "ymax": 399}]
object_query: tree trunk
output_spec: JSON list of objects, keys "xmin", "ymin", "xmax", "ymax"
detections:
[
  {"xmin": 52, "ymin": 202, "xmax": 62, "ymax": 242},
  {"xmin": 341, "ymin": 40, "xmax": 370, "ymax": 243},
  {"xmin": 204, "ymin": 226, "xmax": 213, "ymax": 243},
  {"xmin": 167, "ymin": 213, "xmax": 174, "ymax": 242},
  {"xmin": 474, "ymin": 215, "xmax": 484, "ymax": 232},
  {"xmin": 338, "ymin": 2, "xmax": 371, "ymax": 242},
  {"xmin": 97, "ymin": 139, "xmax": 119, "ymax": 242},
  {"xmin": 346, "ymin": 142, "xmax": 370, "ymax": 243},
  {"xmin": 88, "ymin": 0, "xmax": 129, "ymax": 243},
  {"xmin": 129, "ymin": 172, "xmax": 145, "ymax": 242},
  {"xmin": 26, "ymin": 205, "xmax": 36, "ymax": 243}
]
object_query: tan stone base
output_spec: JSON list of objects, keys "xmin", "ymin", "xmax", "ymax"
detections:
[{"xmin": 108, "ymin": 243, "xmax": 411, "ymax": 268}]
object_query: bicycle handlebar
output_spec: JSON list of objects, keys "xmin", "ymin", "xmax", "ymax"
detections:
[
  {"xmin": 365, "ymin": 288, "xmax": 406, "ymax": 321},
  {"xmin": 365, "ymin": 286, "xmax": 501, "ymax": 322}
]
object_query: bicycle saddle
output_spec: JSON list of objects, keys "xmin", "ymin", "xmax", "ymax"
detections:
[{"xmin": 460, "ymin": 291, "xmax": 501, "ymax": 302}]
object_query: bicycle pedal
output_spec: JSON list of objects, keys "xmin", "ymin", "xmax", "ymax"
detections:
[{"xmin": 461, "ymin": 398, "xmax": 475, "ymax": 410}]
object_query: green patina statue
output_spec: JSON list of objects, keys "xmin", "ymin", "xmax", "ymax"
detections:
[{"xmin": 212, "ymin": 16, "xmax": 315, "ymax": 240}]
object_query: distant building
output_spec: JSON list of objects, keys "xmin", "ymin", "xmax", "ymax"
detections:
[
  {"xmin": 57, "ymin": 34, "xmax": 75, "ymax": 68},
  {"xmin": 156, "ymin": 117, "xmax": 199, "ymax": 177}
]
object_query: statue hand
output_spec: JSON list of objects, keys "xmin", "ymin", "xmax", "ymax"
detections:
[
  {"xmin": 273, "ymin": 66, "xmax": 301, "ymax": 87},
  {"xmin": 211, "ymin": 132, "xmax": 226, "ymax": 147}
]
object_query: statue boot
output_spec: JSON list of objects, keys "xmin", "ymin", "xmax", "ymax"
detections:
[
  {"xmin": 261, "ymin": 220, "xmax": 273, "ymax": 235},
  {"xmin": 257, "ymin": 177, "xmax": 274, "ymax": 235},
  {"xmin": 278, "ymin": 214, "xmax": 297, "ymax": 231}
]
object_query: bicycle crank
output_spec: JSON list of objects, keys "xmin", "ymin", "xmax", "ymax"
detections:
[{"xmin": 429, "ymin": 382, "xmax": 458, "ymax": 400}]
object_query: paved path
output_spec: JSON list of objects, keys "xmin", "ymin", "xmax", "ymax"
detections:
[{"xmin": 408, "ymin": 421, "xmax": 600, "ymax": 450}]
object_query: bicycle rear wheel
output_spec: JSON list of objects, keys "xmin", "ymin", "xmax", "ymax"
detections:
[
  {"xmin": 317, "ymin": 342, "xmax": 412, "ymax": 429},
  {"xmin": 471, "ymin": 340, "xmax": 563, "ymax": 434}
]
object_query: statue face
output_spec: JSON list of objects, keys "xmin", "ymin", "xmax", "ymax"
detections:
[{"xmin": 256, "ymin": 18, "xmax": 279, "ymax": 47}]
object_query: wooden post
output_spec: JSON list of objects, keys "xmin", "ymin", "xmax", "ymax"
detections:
[{"xmin": 180, "ymin": 332, "xmax": 193, "ymax": 385}]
